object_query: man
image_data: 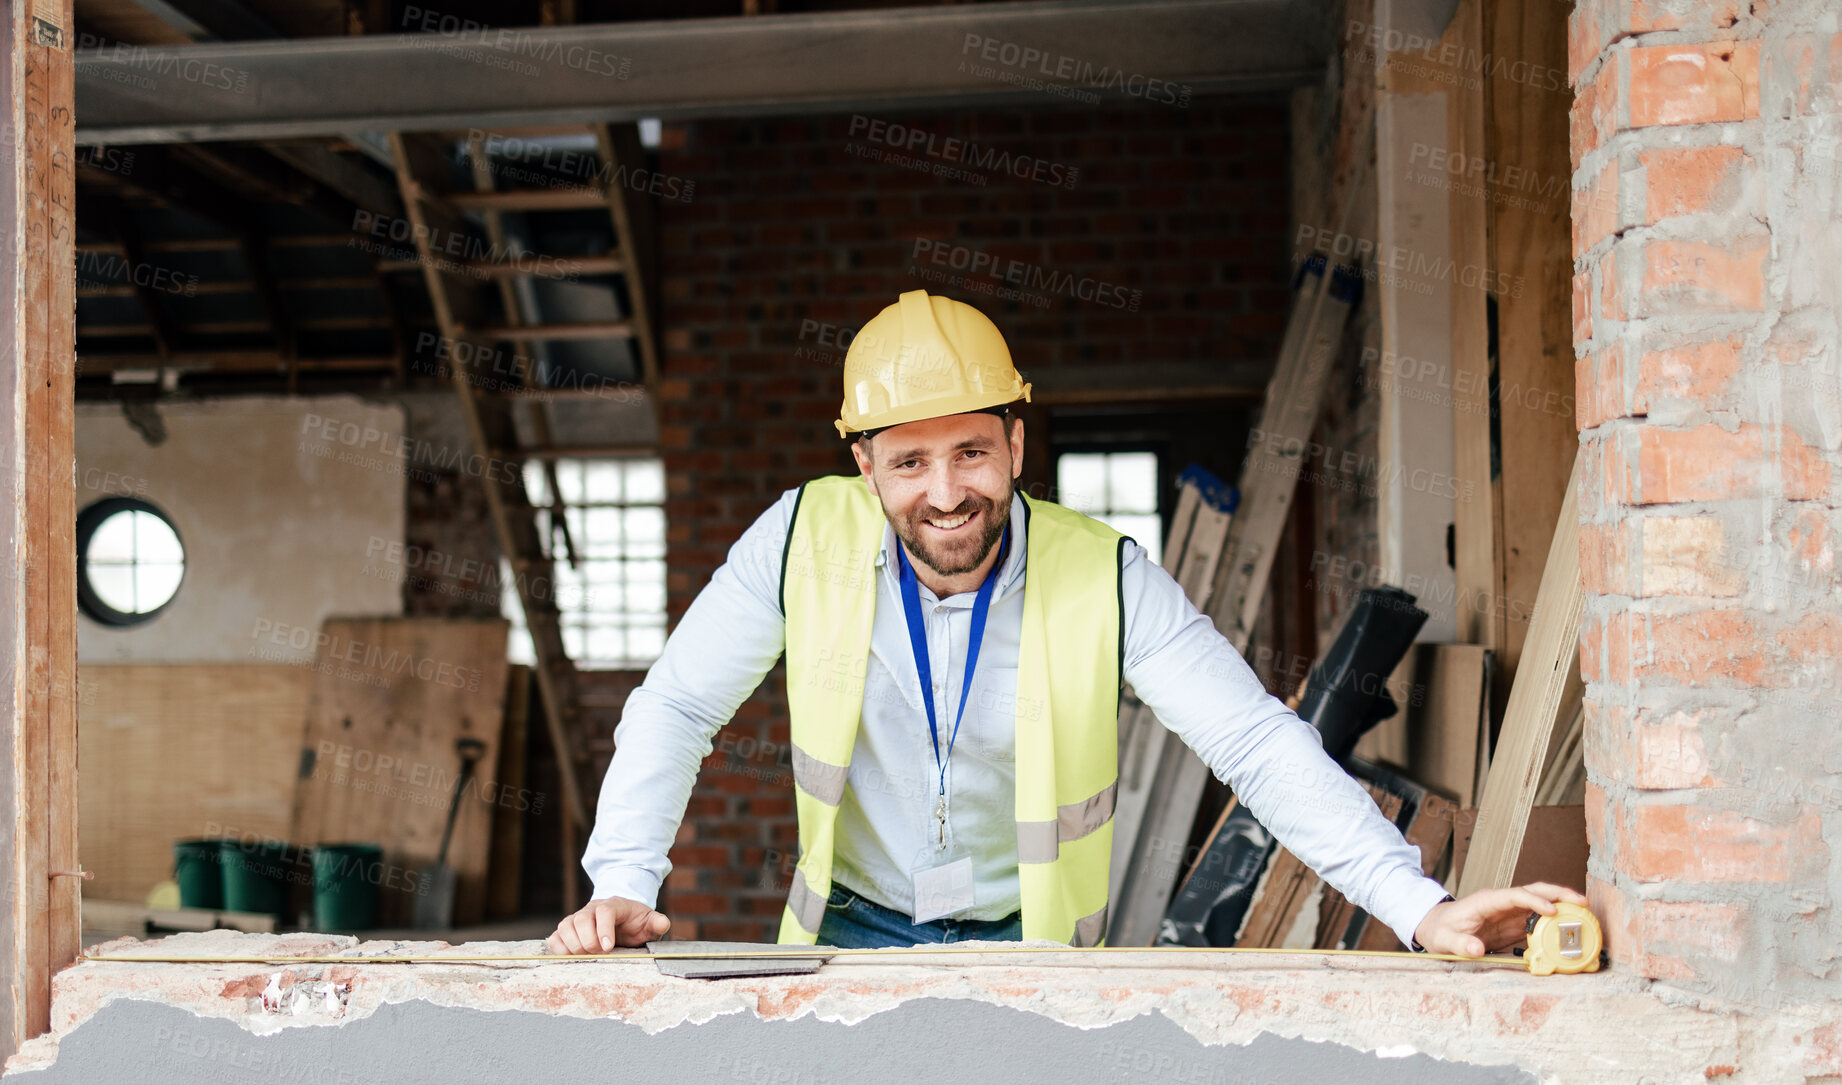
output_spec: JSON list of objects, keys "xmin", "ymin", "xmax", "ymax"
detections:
[{"xmin": 549, "ymin": 288, "xmax": 1585, "ymax": 955}]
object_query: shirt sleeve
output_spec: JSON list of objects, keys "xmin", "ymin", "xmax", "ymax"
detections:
[
  {"xmin": 581, "ymin": 488, "xmax": 798, "ymax": 906},
  {"xmin": 1118, "ymin": 540, "xmax": 1451, "ymax": 949}
]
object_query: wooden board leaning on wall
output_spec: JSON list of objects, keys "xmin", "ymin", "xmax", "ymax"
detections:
[
  {"xmin": 79, "ymin": 664, "xmax": 313, "ymax": 905},
  {"xmin": 291, "ymin": 618, "xmax": 510, "ymax": 927}
]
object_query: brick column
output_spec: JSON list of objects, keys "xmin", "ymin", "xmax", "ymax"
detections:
[{"xmin": 1570, "ymin": 0, "xmax": 1839, "ymax": 1003}]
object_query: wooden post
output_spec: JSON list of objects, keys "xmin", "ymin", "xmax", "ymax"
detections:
[
  {"xmin": 1447, "ymin": 0, "xmax": 1497, "ymax": 651},
  {"xmin": 1, "ymin": 0, "xmax": 80, "ymax": 1058}
]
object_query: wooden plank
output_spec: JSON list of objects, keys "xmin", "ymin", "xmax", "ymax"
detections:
[
  {"xmin": 1, "ymin": 0, "xmax": 80, "ymax": 1055},
  {"xmin": 1374, "ymin": 17, "xmax": 1461, "ymax": 642},
  {"xmin": 1458, "ymin": 452, "xmax": 1584, "ymax": 897},
  {"xmin": 1409, "ymin": 644, "xmax": 1493, "ymax": 807},
  {"xmin": 290, "ymin": 618, "xmax": 510, "ymax": 927},
  {"xmin": 1106, "ymin": 475, "xmax": 1223, "ymax": 911},
  {"xmin": 472, "ymin": 321, "xmax": 635, "ymax": 343},
  {"xmin": 78, "ymin": 665, "xmax": 312, "ymax": 904},
  {"xmin": 1450, "ymin": 803, "xmax": 1587, "ymax": 897},
  {"xmin": 488, "ymin": 665, "xmax": 532, "ymax": 921},
  {"xmin": 1484, "ymin": 0, "xmax": 1577, "ymax": 728},
  {"xmin": 1536, "ymin": 698, "xmax": 1587, "ymax": 807},
  {"xmin": 447, "ymin": 188, "xmax": 611, "ymax": 212},
  {"xmin": 1448, "ymin": 0, "xmax": 1497, "ymax": 652},
  {"xmin": 1236, "ymin": 847, "xmax": 1310, "ymax": 948}
]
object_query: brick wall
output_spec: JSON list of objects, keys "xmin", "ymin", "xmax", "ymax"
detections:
[
  {"xmin": 1571, "ymin": 0, "xmax": 1841, "ymax": 1007},
  {"xmin": 627, "ymin": 98, "xmax": 1293, "ymax": 940}
]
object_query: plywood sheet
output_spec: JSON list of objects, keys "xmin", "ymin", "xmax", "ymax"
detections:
[
  {"xmin": 1458, "ymin": 454, "xmax": 1583, "ymax": 898},
  {"xmin": 1392, "ymin": 644, "xmax": 1492, "ymax": 806},
  {"xmin": 79, "ymin": 664, "xmax": 312, "ymax": 903},
  {"xmin": 1450, "ymin": 805, "xmax": 1587, "ymax": 897},
  {"xmin": 291, "ymin": 618, "xmax": 509, "ymax": 927}
]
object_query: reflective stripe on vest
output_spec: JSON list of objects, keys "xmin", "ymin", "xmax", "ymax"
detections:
[{"xmin": 777, "ymin": 475, "xmax": 1123, "ymax": 946}]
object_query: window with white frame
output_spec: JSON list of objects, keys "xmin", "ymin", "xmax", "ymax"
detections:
[
  {"xmin": 504, "ymin": 457, "xmax": 668, "ymax": 670},
  {"xmin": 1054, "ymin": 450, "xmax": 1163, "ymax": 566}
]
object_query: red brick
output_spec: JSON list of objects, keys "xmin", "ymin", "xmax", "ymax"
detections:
[
  {"xmin": 1579, "ymin": 609, "xmax": 1634, "ymax": 684},
  {"xmin": 1575, "ymin": 340, "xmax": 1626, "ymax": 430},
  {"xmin": 1570, "ymin": 60, "xmax": 1620, "ymax": 168},
  {"xmin": 1614, "ymin": 896, "xmax": 1744, "ymax": 980},
  {"xmin": 1580, "ymin": 701, "xmax": 1631, "ymax": 783},
  {"xmin": 1633, "ymin": 337, "xmax": 1741, "ymax": 413},
  {"xmin": 1637, "ymin": 238, "xmax": 1766, "ymax": 315},
  {"xmin": 1615, "ymin": 802, "xmax": 1821, "ymax": 883},
  {"xmin": 1579, "ymin": 519, "xmax": 1632, "ymax": 595},
  {"xmin": 1599, "ymin": 245, "xmax": 1626, "ymax": 322},
  {"xmin": 1632, "ymin": 708, "xmax": 1720, "ymax": 789},
  {"xmin": 1573, "ymin": 159, "xmax": 1621, "ymax": 258},
  {"xmin": 1637, "ymin": 515, "xmax": 1743, "ymax": 596},
  {"xmin": 1628, "ymin": 424, "xmax": 1829, "ymax": 504},
  {"xmin": 1640, "ymin": 145, "xmax": 1750, "ymax": 224},
  {"xmin": 1567, "ymin": 0, "xmax": 1607, "ymax": 87},
  {"xmin": 1628, "ymin": 42, "xmax": 1760, "ymax": 128},
  {"xmin": 1640, "ymin": 607, "xmax": 1767, "ymax": 685}
]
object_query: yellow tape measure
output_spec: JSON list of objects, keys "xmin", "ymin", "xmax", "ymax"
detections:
[{"xmin": 1523, "ymin": 901, "xmax": 1603, "ymax": 976}]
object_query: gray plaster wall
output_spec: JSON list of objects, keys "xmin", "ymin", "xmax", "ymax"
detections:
[
  {"xmin": 11, "ymin": 997, "xmax": 1535, "ymax": 1085},
  {"xmin": 74, "ymin": 396, "xmax": 406, "ymax": 664}
]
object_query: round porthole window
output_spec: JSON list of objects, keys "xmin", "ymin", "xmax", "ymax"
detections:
[{"xmin": 76, "ymin": 497, "xmax": 185, "ymax": 627}]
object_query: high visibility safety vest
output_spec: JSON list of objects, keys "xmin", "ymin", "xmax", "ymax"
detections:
[{"xmin": 776, "ymin": 475, "xmax": 1125, "ymax": 947}]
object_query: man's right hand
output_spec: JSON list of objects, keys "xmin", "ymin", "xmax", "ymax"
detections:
[{"xmin": 546, "ymin": 897, "xmax": 672, "ymax": 955}]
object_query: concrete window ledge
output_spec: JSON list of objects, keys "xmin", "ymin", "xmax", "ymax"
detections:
[{"xmin": 4, "ymin": 932, "xmax": 1838, "ymax": 1084}]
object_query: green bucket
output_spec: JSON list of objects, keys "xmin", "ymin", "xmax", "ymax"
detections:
[
  {"xmin": 219, "ymin": 838, "xmax": 290, "ymax": 915},
  {"xmin": 312, "ymin": 844, "xmax": 382, "ymax": 931},
  {"xmin": 173, "ymin": 838, "xmax": 224, "ymax": 910}
]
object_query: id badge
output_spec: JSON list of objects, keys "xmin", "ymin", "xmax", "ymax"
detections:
[{"xmin": 910, "ymin": 845, "xmax": 974, "ymax": 924}]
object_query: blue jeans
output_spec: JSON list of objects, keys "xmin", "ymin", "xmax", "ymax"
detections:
[{"xmin": 816, "ymin": 882, "xmax": 1023, "ymax": 948}]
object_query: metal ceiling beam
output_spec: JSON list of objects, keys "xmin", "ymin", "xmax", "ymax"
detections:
[{"xmin": 75, "ymin": 0, "xmax": 1328, "ymax": 144}]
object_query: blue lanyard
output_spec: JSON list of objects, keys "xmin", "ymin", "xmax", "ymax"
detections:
[{"xmin": 895, "ymin": 525, "xmax": 1010, "ymax": 799}]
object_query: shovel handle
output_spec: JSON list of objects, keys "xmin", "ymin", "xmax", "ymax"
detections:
[{"xmin": 436, "ymin": 738, "xmax": 488, "ymax": 866}]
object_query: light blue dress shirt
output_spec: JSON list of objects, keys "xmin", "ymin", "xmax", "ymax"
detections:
[{"xmin": 584, "ymin": 485, "xmax": 1452, "ymax": 947}]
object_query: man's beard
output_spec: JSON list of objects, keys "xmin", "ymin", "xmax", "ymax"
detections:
[{"xmin": 886, "ymin": 483, "xmax": 1013, "ymax": 580}]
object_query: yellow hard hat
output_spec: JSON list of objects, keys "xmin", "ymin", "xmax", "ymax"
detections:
[{"xmin": 834, "ymin": 289, "xmax": 1032, "ymax": 437}]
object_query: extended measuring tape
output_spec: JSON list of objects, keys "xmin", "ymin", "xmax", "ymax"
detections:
[{"xmin": 83, "ymin": 906, "xmax": 1605, "ymax": 976}]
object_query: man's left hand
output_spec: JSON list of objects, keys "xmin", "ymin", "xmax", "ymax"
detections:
[{"xmin": 1411, "ymin": 882, "xmax": 1589, "ymax": 957}]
